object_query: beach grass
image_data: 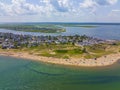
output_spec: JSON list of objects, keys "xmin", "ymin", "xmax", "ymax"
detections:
[
  {"xmin": 0, "ymin": 41, "xmax": 120, "ymax": 60},
  {"xmin": 10, "ymin": 42, "xmax": 119, "ymax": 59},
  {"xmin": 1, "ymin": 42, "xmax": 120, "ymax": 67}
]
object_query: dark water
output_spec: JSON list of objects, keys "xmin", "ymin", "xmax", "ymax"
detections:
[{"xmin": 0, "ymin": 56, "xmax": 120, "ymax": 90}]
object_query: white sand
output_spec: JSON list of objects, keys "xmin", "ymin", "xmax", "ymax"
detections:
[{"xmin": 0, "ymin": 51, "xmax": 120, "ymax": 67}]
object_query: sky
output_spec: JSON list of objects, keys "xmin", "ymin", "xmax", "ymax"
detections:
[{"xmin": 0, "ymin": 0, "xmax": 120, "ymax": 22}]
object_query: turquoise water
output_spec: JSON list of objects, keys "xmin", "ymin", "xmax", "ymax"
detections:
[{"xmin": 0, "ymin": 56, "xmax": 120, "ymax": 90}]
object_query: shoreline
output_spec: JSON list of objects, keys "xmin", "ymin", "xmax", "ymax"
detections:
[{"xmin": 0, "ymin": 51, "xmax": 120, "ymax": 67}]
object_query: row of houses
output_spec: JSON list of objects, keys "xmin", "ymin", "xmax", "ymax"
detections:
[{"xmin": 0, "ymin": 32, "xmax": 107, "ymax": 49}]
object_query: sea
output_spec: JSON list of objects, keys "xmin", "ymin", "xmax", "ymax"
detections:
[
  {"xmin": 0, "ymin": 56, "xmax": 120, "ymax": 90},
  {"xmin": 0, "ymin": 23, "xmax": 120, "ymax": 90},
  {"xmin": 0, "ymin": 23, "xmax": 120, "ymax": 40}
]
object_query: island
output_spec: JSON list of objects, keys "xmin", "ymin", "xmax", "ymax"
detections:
[
  {"xmin": 59, "ymin": 23, "xmax": 98, "ymax": 28},
  {"xmin": 0, "ymin": 32, "xmax": 120, "ymax": 67},
  {"xmin": 0, "ymin": 24, "xmax": 66, "ymax": 33}
]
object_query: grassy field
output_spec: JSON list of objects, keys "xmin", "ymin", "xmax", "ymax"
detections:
[{"xmin": 1, "ymin": 41, "xmax": 118, "ymax": 59}]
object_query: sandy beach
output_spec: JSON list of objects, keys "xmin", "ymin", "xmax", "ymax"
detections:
[{"xmin": 0, "ymin": 51, "xmax": 120, "ymax": 67}]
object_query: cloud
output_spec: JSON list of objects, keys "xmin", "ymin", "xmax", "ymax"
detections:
[
  {"xmin": 80, "ymin": 0, "xmax": 118, "ymax": 8},
  {"xmin": 0, "ymin": 0, "xmax": 53, "ymax": 16},
  {"xmin": 0, "ymin": 0, "xmax": 118, "ymax": 17},
  {"xmin": 79, "ymin": 0, "xmax": 118, "ymax": 15},
  {"xmin": 107, "ymin": 0, "xmax": 118, "ymax": 5},
  {"xmin": 109, "ymin": 9, "xmax": 120, "ymax": 17},
  {"xmin": 96, "ymin": 0, "xmax": 118, "ymax": 6},
  {"xmin": 50, "ymin": 0, "xmax": 68, "ymax": 12},
  {"xmin": 80, "ymin": 0, "xmax": 97, "ymax": 8},
  {"xmin": 112, "ymin": 9, "xmax": 120, "ymax": 12},
  {"xmin": 111, "ymin": 9, "xmax": 120, "ymax": 14},
  {"xmin": 0, "ymin": 0, "xmax": 75, "ymax": 16}
]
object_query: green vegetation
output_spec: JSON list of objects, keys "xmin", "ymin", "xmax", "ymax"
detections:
[
  {"xmin": 60, "ymin": 24, "xmax": 98, "ymax": 28},
  {"xmin": 0, "ymin": 24, "xmax": 66, "ymax": 33},
  {"xmin": 6, "ymin": 41, "xmax": 119, "ymax": 59},
  {"xmin": 78, "ymin": 25, "xmax": 98, "ymax": 28}
]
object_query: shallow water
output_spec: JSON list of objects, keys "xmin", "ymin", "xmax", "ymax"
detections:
[{"xmin": 0, "ymin": 56, "xmax": 120, "ymax": 90}]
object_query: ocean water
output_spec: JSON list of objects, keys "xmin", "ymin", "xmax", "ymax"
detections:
[
  {"xmin": 0, "ymin": 23, "xmax": 120, "ymax": 40},
  {"xmin": 0, "ymin": 56, "xmax": 120, "ymax": 90}
]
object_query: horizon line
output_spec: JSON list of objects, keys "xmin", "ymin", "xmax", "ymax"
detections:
[{"xmin": 0, "ymin": 22, "xmax": 120, "ymax": 24}]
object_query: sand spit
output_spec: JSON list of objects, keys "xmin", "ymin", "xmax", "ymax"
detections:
[{"xmin": 0, "ymin": 51, "xmax": 120, "ymax": 67}]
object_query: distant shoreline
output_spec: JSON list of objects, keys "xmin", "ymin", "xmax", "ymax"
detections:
[{"xmin": 0, "ymin": 51, "xmax": 120, "ymax": 67}]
